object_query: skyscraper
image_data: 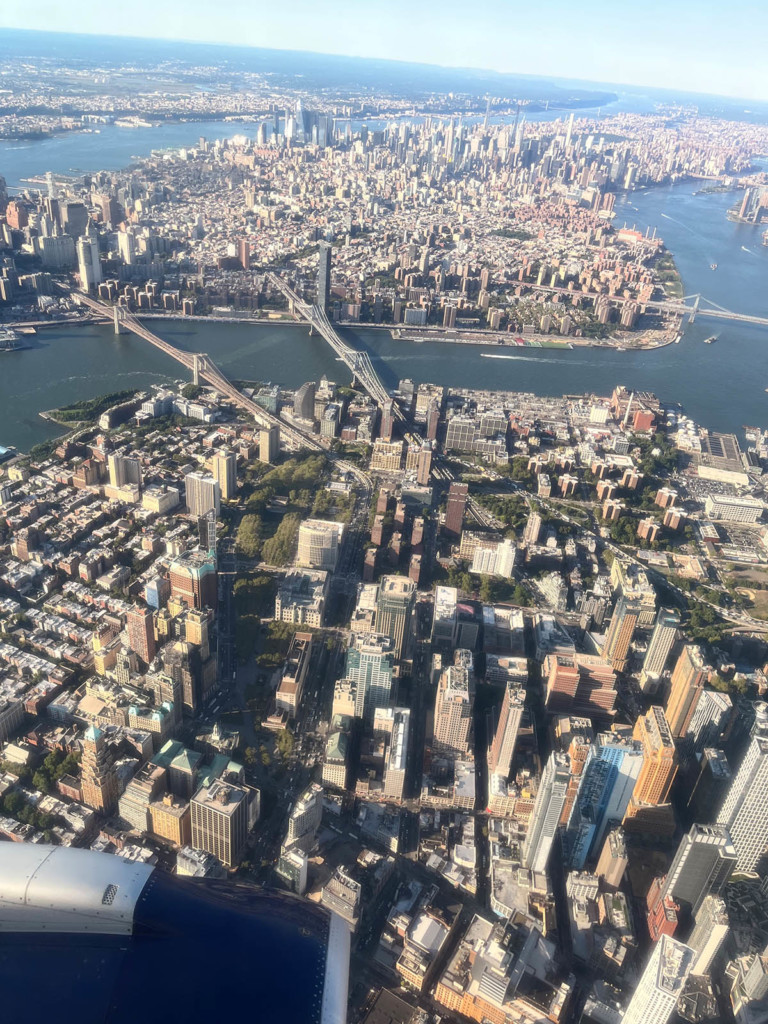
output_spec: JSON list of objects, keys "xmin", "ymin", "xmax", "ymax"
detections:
[
  {"xmin": 523, "ymin": 751, "xmax": 570, "ymax": 874},
  {"xmin": 666, "ymin": 645, "xmax": 707, "ymax": 738},
  {"xmin": 211, "ymin": 450, "xmax": 237, "ymax": 501},
  {"xmin": 566, "ymin": 732, "xmax": 645, "ymax": 868},
  {"xmin": 107, "ymin": 453, "xmax": 142, "ymax": 490},
  {"xmin": 433, "ymin": 650, "xmax": 474, "ymax": 757},
  {"xmin": 190, "ymin": 777, "xmax": 254, "ymax": 868},
  {"xmin": 259, "ymin": 426, "xmax": 279, "ymax": 464},
  {"xmin": 375, "ymin": 575, "xmax": 416, "ymax": 660},
  {"xmin": 487, "ymin": 681, "xmax": 525, "ymax": 780},
  {"xmin": 126, "ymin": 605, "xmax": 156, "ymax": 667},
  {"xmin": 622, "ymin": 935, "xmax": 695, "ymax": 1024},
  {"xmin": 687, "ymin": 895, "xmax": 730, "ymax": 977},
  {"xmin": 80, "ymin": 725, "xmax": 119, "ymax": 814},
  {"xmin": 640, "ymin": 607, "xmax": 680, "ymax": 690},
  {"xmin": 443, "ymin": 482, "xmax": 468, "ymax": 540},
  {"xmin": 601, "ymin": 596, "xmax": 641, "ymax": 672},
  {"xmin": 682, "ymin": 688, "xmax": 732, "ymax": 759},
  {"xmin": 185, "ymin": 472, "xmax": 220, "ymax": 518},
  {"xmin": 624, "ymin": 706, "xmax": 677, "ymax": 832},
  {"xmin": 661, "ymin": 824, "xmax": 737, "ymax": 915},
  {"xmin": 76, "ymin": 233, "xmax": 102, "ymax": 291},
  {"xmin": 317, "ymin": 242, "xmax": 332, "ymax": 311},
  {"xmin": 346, "ymin": 633, "xmax": 395, "ymax": 723},
  {"xmin": 718, "ymin": 711, "xmax": 768, "ymax": 871}
]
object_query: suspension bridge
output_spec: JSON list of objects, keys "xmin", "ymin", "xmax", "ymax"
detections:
[
  {"xmin": 75, "ymin": 294, "xmax": 323, "ymax": 452},
  {"xmin": 266, "ymin": 272, "xmax": 402, "ymax": 417}
]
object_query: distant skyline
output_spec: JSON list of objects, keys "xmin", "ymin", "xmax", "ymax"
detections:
[{"xmin": 1, "ymin": 2, "xmax": 767, "ymax": 103}]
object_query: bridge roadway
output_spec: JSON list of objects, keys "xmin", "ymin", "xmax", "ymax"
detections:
[
  {"xmin": 266, "ymin": 272, "xmax": 403, "ymax": 417},
  {"xmin": 75, "ymin": 293, "xmax": 323, "ymax": 452}
]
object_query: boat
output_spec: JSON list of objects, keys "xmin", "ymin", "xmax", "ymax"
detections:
[
  {"xmin": 0, "ymin": 328, "xmax": 29, "ymax": 353},
  {"xmin": 673, "ymin": 333, "xmax": 682, "ymax": 343},
  {"xmin": 710, "ymin": 263, "xmax": 718, "ymax": 270},
  {"xmin": 703, "ymin": 335, "xmax": 718, "ymax": 344}
]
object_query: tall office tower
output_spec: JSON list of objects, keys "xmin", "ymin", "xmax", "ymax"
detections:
[
  {"xmin": 432, "ymin": 650, "xmax": 474, "ymax": 758},
  {"xmin": 443, "ymin": 482, "xmax": 468, "ymax": 540},
  {"xmin": 169, "ymin": 550, "xmax": 218, "ymax": 611},
  {"xmin": 99, "ymin": 193, "xmax": 123, "ymax": 228},
  {"xmin": 687, "ymin": 895, "xmax": 730, "ymax": 977},
  {"xmin": 346, "ymin": 633, "xmax": 395, "ymax": 723},
  {"xmin": 682, "ymin": 689, "xmax": 732, "ymax": 759},
  {"xmin": 379, "ymin": 401, "xmax": 395, "ymax": 443},
  {"xmin": 666, "ymin": 645, "xmax": 707, "ymax": 738},
  {"xmin": 622, "ymin": 935, "xmax": 695, "ymax": 1024},
  {"xmin": 316, "ymin": 242, "xmax": 332, "ymax": 311},
  {"xmin": 375, "ymin": 575, "xmax": 416, "ymax": 660},
  {"xmin": 624, "ymin": 707, "xmax": 677, "ymax": 830},
  {"xmin": 567, "ymin": 732, "xmax": 645, "ymax": 868},
  {"xmin": 80, "ymin": 725, "xmax": 119, "ymax": 814},
  {"xmin": 107, "ymin": 453, "xmax": 142, "ymax": 489},
  {"xmin": 284, "ymin": 783, "xmax": 324, "ymax": 852},
  {"xmin": 297, "ymin": 519, "xmax": 345, "ymax": 571},
  {"xmin": 488, "ymin": 682, "xmax": 525, "ymax": 779},
  {"xmin": 126, "ymin": 605, "xmax": 156, "ymax": 666},
  {"xmin": 688, "ymin": 747, "xmax": 732, "ymax": 824},
  {"xmin": 185, "ymin": 472, "xmax": 220, "ymax": 518},
  {"xmin": 294, "ymin": 381, "xmax": 316, "ymax": 421},
  {"xmin": 523, "ymin": 512, "xmax": 542, "ymax": 546},
  {"xmin": 601, "ymin": 596, "xmax": 641, "ymax": 672},
  {"xmin": 259, "ymin": 425, "xmax": 279, "ymax": 464},
  {"xmin": 191, "ymin": 778, "xmax": 252, "ymax": 868},
  {"xmin": 184, "ymin": 608, "xmax": 210, "ymax": 660},
  {"xmin": 718, "ymin": 715, "xmax": 768, "ymax": 871},
  {"xmin": 118, "ymin": 229, "xmax": 136, "ymax": 265},
  {"xmin": 640, "ymin": 607, "xmax": 680, "ymax": 690},
  {"xmin": 595, "ymin": 827, "xmax": 629, "ymax": 892},
  {"xmin": 76, "ymin": 234, "xmax": 102, "ymax": 291},
  {"xmin": 212, "ymin": 450, "xmax": 237, "ymax": 501},
  {"xmin": 662, "ymin": 824, "xmax": 737, "ymax": 916},
  {"xmin": 523, "ymin": 752, "xmax": 571, "ymax": 873}
]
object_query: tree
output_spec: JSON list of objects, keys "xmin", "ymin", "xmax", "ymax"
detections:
[
  {"xmin": 235, "ymin": 515, "xmax": 263, "ymax": 559},
  {"xmin": 261, "ymin": 514, "xmax": 301, "ymax": 567}
]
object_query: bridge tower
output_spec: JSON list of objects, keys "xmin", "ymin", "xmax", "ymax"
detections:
[
  {"xmin": 113, "ymin": 305, "xmax": 124, "ymax": 335},
  {"xmin": 689, "ymin": 293, "xmax": 700, "ymax": 324},
  {"xmin": 193, "ymin": 354, "xmax": 201, "ymax": 386}
]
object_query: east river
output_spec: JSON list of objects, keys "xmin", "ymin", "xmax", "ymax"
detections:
[{"xmin": 1, "ymin": 126, "xmax": 767, "ymax": 453}]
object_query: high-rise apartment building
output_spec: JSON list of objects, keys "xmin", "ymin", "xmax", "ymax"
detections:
[
  {"xmin": 316, "ymin": 242, "xmax": 332, "ymax": 311},
  {"xmin": 211, "ymin": 450, "xmax": 237, "ymax": 501},
  {"xmin": 443, "ymin": 482, "xmax": 468, "ymax": 539},
  {"xmin": 346, "ymin": 633, "xmax": 396, "ymax": 723},
  {"xmin": 601, "ymin": 596, "xmax": 641, "ymax": 672},
  {"xmin": 297, "ymin": 519, "xmax": 345, "ymax": 571},
  {"xmin": 375, "ymin": 575, "xmax": 416, "ymax": 660},
  {"xmin": 661, "ymin": 824, "xmax": 737, "ymax": 916},
  {"xmin": 184, "ymin": 472, "xmax": 220, "ymax": 518},
  {"xmin": 107, "ymin": 453, "xmax": 142, "ymax": 490},
  {"xmin": 666, "ymin": 645, "xmax": 707, "ymax": 738},
  {"xmin": 126, "ymin": 605, "xmax": 156, "ymax": 666},
  {"xmin": 523, "ymin": 752, "xmax": 570, "ymax": 874},
  {"xmin": 76, "ymin": 233, "xmax": 102, "ymax": 290},
  {"xmin": 433, "ymin": 650, "xmax": 474, "ymax": 757},
  {"xmin": 718, "ymin": 714, "xmax": 768, "ymax": 871},
  {"xmin": 259, "ymin": 426, "xmax": 279, "ymax": 464},
  {"xmin": 487, "ymin": 681, "xmax": 525, "ymax": 780},
  {"xmin": 622, "ymin": 935, "xmax": 695, "ymax": 1024},
  {"xmin": 640, "ymin": 607, "xmax": 680, "ymax": 690}
]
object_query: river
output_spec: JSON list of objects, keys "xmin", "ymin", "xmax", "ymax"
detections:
[{"xmin": 1, "ymin": 126, "xmax": 767, "ymax": 454}]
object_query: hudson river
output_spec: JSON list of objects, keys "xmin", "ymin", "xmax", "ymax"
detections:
[{"xmin": 1, "ymin": 128, "xmax": 767, "ymax": 453}]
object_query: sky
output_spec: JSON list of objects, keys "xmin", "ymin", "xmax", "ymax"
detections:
[{"xmin": 2, "ymin": 0, "xmax": 768, "ymax": 103}]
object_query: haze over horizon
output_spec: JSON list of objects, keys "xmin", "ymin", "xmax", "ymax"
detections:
[{"xmin": 2, "ymin": 1, "xmax": 767, "ymax": 104}]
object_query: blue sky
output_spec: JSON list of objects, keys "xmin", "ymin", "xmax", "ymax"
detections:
[{"xmin": 3, "ymin": 0, "xmax": 767, "ymax": 102}]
